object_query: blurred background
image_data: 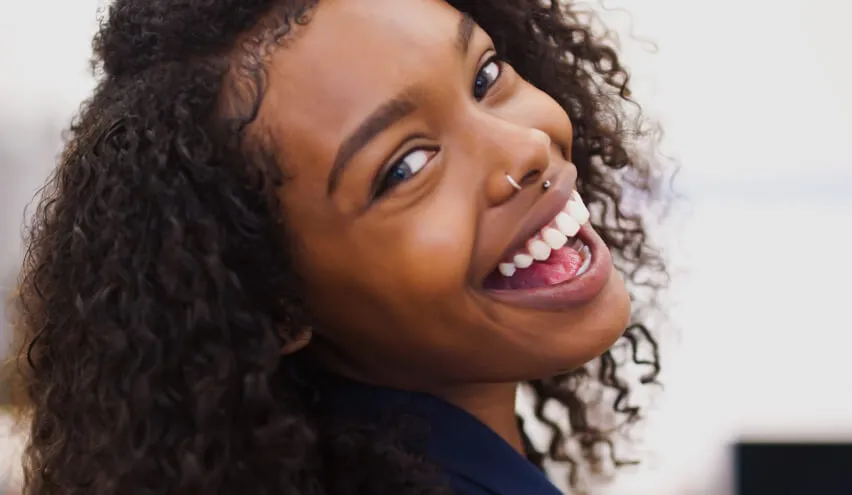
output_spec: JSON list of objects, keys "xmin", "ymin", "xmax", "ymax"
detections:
[{"xmin": 1, "ymin": 0, "xmax": 850, "ymax": 493}]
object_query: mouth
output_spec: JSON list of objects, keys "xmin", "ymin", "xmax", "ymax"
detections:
[{"xmin": 481, "ymin": 190, "xmax": 613, "ymax": 310}]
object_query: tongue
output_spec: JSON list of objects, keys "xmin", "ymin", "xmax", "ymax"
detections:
[{"xmin": 485, "ymin": 246, "xmax": 583, "ymax": 290}]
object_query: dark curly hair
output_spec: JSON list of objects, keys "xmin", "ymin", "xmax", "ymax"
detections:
[{"xmin": 11, "ymin": 0, "xmax": 667, "ymax": 493}]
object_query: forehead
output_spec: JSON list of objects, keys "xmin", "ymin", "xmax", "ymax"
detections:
[{"xmin": 256, "ymin": 0, "xmax": 465, "ymax": 183}]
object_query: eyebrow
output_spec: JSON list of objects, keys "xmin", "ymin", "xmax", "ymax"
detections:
[
  {"xmin": 326, "ymin": 13, "xmax": 478, "ymax": 196},
  {"xmin": 456, "ymin": 13, "xmax": 476, "ymax": 54}
]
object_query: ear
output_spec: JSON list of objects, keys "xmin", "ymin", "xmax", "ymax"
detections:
[{"xmin": 280, "ymin": 326, "xmax": 313, "ymax": 355}]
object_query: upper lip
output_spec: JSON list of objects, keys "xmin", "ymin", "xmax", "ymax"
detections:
[{"xmin": 489, "ymin": 171, "xmax": 575, "ymax": 271}]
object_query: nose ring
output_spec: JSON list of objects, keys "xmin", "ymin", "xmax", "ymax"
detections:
[
  {"xmin": 542, "ymin": 180, "xmax": 551, "ymax": 191},
  {"xmin": 505, "ymin": 174, "xmax": 523, "ymax": 191}
]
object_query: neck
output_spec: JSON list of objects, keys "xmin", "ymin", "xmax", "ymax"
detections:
[
  {"xmin": 308, "ymin": 344, "xmax": 525, "ymax": 453},
  {"xmin": 433, "ymin": 382, "xmax": 524, "ymax": 454}
]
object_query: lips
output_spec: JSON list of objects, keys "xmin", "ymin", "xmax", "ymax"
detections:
[
  {"xmin": 479, "ymin": 180, "xmax": 614, "ymax": 310},
  {"xmin": 483, "ymin": 222, "xmax": 613, "ymax": 311},
  {"xmin": 493, "ymin": 190, "xmax": 590, "ymax": 278}
]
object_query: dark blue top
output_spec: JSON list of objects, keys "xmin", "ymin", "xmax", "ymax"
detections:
[{"xmin": 325, "ymin": 378, "xmax": 563, "ymax": 495}]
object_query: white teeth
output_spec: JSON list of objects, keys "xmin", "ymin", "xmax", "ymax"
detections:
[
  {"xmin": 566, "ymin": 192, "xmax": 590, "ymax": 225},
  {"xmin": 528, "ymin": 239, "xmax": 551, "ymax": 261},
  {"xmin": 513, "ymin": 253, "xmax": 534, "ymax": 269},
  {"xmin": 498, "ymin": 262, "xmax": 516, "ymax": 277},
  {"xmin": 497, "ymin": 191, "xmax": 590, "ymax": 278},
  {"xmin": 554, "ymin": 212, "xmax": 580, "ymax": 237},
  {"xmin": 542, "ymin": 227, "xmax": 568, "ymax": 250},
  {"xmin": 575, "ymin": 245, "xmax": 592, "ymax": 276}
]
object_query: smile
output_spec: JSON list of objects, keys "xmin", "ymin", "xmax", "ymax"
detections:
[{"xmin": 482, "ymin": 190, "xmax": 613, "ymax": 311}]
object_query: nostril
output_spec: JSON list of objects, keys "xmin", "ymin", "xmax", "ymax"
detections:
[{"xmin": 518, "ymin": 169, "xmax": 542, "ymax": 187}]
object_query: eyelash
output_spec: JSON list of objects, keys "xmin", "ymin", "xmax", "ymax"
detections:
[
  {"xmin": 473, "ymin": 54, "xmax": 503, "ymax": 101},
  {"xmin": 374, "ymin": 54, "xmax": 504, "ymax": 198}
]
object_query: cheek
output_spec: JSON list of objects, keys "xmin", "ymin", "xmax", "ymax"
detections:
[
  {"xmin": 387, "ymin": 209, "xmax": 475, "ymax": 293},
  {"xmin": 505, "ymin": 83, "xmax": 574, "ymax": 151},
  {"xmin": 297, "ymin": 195, "xmax": 477, "ymax": 328}
]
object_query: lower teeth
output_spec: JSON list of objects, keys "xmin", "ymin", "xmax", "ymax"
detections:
[
  {"xmin": 575, "ymin": 245, "xmax": 592, "ymax": 277},
  {"xmin": 568, "ymin": 237, "xmax": 583, "ymax": 251}
]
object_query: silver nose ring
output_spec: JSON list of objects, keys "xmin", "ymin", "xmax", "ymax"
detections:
[
  {"xmin": 542, "ymin": 180, "xmax": 551, "ymax": 191},
  {"xmin": 505, "ymin": 174, "xmax": 523, "ymax": 191}
]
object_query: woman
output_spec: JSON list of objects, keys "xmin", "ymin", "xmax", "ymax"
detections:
[{"xmin": 12, "ymin": 0, "xmax": 666, "ymax": 493}]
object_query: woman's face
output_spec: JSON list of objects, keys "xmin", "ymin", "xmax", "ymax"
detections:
[{"xmin": 254, "ymin": 0, "xmax": 630, "ymax": 388}]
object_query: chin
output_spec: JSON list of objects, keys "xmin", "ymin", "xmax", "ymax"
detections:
[{"xmin": 547, "ymin": 269, "xmax": 632, "ymax": 374}]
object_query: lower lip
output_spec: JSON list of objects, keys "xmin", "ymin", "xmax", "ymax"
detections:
[{"xmin": 482, "ymin": 223, "xmax": 613, "ymax": 311}]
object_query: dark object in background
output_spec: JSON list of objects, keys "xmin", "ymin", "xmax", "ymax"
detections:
[{"xmin": 735, "ymin": 442, "xmax": 852, "ymax": 494}]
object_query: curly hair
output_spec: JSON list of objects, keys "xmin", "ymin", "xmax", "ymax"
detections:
[{"xmin": 11, "ymin": 0, "xmax": 667, "ymax": 493}]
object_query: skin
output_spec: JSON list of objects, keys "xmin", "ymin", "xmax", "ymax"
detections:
[{"xmin": 253, "ymin": 0, "xmax": 630, "ymax": 450}]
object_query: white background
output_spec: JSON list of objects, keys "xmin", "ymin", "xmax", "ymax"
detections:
[{"xmin": 2, "ymin": 1, "xmax": 851, "ymax": 493}]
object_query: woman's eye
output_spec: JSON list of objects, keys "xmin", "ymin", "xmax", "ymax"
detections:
[
  {"xmin": 473, "ymin": 56, "xmax": 502, "ymax": 101},
  {"xmin": 376, "ymin": 148, "xmax": 434, "ymax": 197}
]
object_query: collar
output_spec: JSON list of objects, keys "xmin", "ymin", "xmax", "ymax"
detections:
[{"xmin": 324, "ymin": 378, "xmax": 563, "ymax": 495}]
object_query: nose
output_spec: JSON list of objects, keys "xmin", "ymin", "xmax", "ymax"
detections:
[{"xmin": 481, "ymin": 125, "xmax": 552, "ymax": 206}]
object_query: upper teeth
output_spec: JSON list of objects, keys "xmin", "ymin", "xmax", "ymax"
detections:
[
  {"xmin": 512, "ymin": 253, "xmax": 534, "ymax": 269},
  {"xmin": 497, "ymin": 190, "xmax": 590, "ymax": 278},
  {"xmin": 554, "ymin": 212, "xmax": 580, "ymax": 237},
  {"xmin": 542, "ymin": 227, "xmax": 568, "ymax": 250},
  {"xmin": 566, "ymin": 195, "xmax": 590, "ymax": 225},
  {"xmin": 528, "ymin": 238, "xmax": 551, "ymax": 261}
]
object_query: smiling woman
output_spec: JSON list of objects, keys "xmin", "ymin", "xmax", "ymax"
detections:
[{"xmin": 11, "ymin": 0, "xmax": 666, "ymax": 494}]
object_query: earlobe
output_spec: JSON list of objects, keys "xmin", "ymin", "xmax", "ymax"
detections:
[{"xmin": 280, "ymin": 326, "xmax": 313, "ymax": 355}]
